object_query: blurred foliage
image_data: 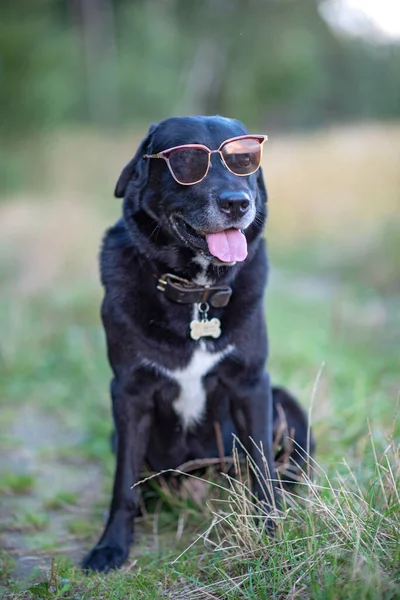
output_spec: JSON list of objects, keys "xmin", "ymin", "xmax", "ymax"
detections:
[{"xmin": 0, "ymin": 0, "xmax": 400, "ymax": 190}]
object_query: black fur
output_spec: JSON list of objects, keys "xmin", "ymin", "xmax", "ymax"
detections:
[{"xmin": 82, "ymin": 116, "xmax": 314, "ymax": 572}]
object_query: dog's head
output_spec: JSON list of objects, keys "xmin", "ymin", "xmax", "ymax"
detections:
[{"xmin": 115, "ymin": 116, "xmax": 267, "ymax": 267}]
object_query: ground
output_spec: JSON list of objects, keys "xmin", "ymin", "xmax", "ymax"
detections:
[{"xmin": 0, "ymin": 124, "xmax": 399, "ymax": 599}]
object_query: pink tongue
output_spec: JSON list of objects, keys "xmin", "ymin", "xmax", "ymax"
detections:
[{"xmin": 205, "ymin": 229, "xmax": 247, "ymax": 263}]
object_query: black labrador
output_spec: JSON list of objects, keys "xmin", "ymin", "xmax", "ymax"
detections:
[{"xmin": 82, "ymin": 116, "xmax": 313, "ymax": 572}]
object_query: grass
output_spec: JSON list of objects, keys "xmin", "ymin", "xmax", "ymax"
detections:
[
  {"xmin": 13, "ymin": 512, "xmax": 51, "ymax": 533},
  {"xmin": 186, "ymin": 436, "xmax": 400, "ymax": 599},
  {"xmin": 0, "ymin": 123, "xmax": 399, "ymax": 598},
  {"xmin": 43, "ymin": 492, "xmax": 79, "ymax": 511},
  {"xmin": 0, "ymin": 473, "xmax": 37, "ymax": 496}
]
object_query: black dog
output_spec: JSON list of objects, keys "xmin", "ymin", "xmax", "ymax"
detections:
[{"xmin": 83, "ymin": 116, "xmax": 313, "ymax": 572}]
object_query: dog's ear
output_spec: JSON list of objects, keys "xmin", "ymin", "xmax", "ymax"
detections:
[
  {"xmin": 114, "ymin": 123, "xmax": 158, "ymax": 199},
  {"xmin": 256, "ymin": 167, "xmax": 268, "ymax": 204}
]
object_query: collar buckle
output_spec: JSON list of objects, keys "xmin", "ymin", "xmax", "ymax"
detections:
[
  {"xmin": 157, "ymin": 273, "xmax": 195, "ymax": 293},
  {"xmin": 157, "ymin": 273, "xmax": 232, "ymax": 308}
]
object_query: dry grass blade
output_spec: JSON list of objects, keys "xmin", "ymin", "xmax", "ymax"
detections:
[{"xmin": 175, "ymin": 429, "xmax": 400, "ymax": 598}]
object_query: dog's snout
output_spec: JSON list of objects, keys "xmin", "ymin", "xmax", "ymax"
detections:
[{"xmin": 218, "ymin": 191, "xmax": 250, "ymax": 219}]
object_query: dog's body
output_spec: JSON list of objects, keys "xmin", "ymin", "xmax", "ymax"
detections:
[{"xmin": 83, "ymin": 116, "xmax": 313, "ymax": 572}]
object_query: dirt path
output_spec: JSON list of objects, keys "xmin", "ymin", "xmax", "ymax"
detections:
[{"xmin": 0, "ymin": 405, "xmax": 104, "ymax": 581}]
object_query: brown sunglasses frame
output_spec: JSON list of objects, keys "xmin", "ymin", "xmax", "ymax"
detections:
[{"xmin": 143, "ymin": 134, "xmax": 268, "ymax": 185}]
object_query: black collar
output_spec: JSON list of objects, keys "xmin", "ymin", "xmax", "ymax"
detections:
[{"xmin": 156, "ymin": 273, "xmax": 232, "ymax": 308}]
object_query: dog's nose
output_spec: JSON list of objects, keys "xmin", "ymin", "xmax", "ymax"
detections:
[{"xmin": 218, "ymin": 191, "xmax": 250, "ymax": 219}]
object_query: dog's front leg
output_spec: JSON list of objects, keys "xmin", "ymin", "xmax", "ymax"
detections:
[
  {"xmin": 230, "ymin": 372, "xmax": 278, "ymax": 510},
  {"xmin": 82, "ymin": 377, "xmax": 153, "ymax": 572}
]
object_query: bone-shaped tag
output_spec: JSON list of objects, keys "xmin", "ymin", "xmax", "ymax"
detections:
[{"xmin": 190, "ymin": 318, "xmax": 221, "ymax": 340}]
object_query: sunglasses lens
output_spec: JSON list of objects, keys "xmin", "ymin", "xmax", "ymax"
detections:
[
  {"xmin": 168, "ymin": 148, "xmax": 209, "ymax": 184},
  {"xmin": 221, "ymin": 138, "xmax": 262, "ymax": 175}
]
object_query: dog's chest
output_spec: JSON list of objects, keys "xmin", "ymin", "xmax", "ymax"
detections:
[
  {"xmin": 147, "ymin": 344, "xmax": 233, "ymax": 427},
  {"xmin": 173, "ymin": 346, "xmax": 228, "ymax": 427}
]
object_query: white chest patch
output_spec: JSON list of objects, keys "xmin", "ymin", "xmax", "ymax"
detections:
[
  {"xmin": 173, "ymin": 345, "xmax": 233, "ymax": 427},
  {"xmin": 143, "ymin": 344, "xmax": 234, "ymax": 428}
]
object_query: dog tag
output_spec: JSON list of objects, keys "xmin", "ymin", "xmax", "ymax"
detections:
[{"xmin": 190, "ymin": 318, "xmax": 221, "ymax": 340}]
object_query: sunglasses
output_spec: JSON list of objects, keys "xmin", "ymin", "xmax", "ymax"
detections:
[{"xmin": 143, "ymin": 134, "xmax": 267, "ymax": 186}]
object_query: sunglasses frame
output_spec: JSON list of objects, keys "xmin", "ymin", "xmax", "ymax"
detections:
[{"xmin": 143, "ymin": 134, "xmax": 268, "ymax": 185}]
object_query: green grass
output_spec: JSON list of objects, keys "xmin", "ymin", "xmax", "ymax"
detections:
[
  {"xmin": 43, "ymin": 491, "xmax": 79, "ymax": 511},
  {"xmin": 14, "ymin": 512, "xmax": 51, "ymax": 532},
  {"xmin": 0, "ymin": 472, "xmax": 36, "ymax": 496}
]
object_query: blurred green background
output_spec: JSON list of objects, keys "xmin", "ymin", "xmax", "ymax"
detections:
[
  {"xmin": 1, "ymin": 0, "xmax": 400, "ymax": 190},
  {"xmin": 0, "ymin": 0, "xmax": 399, "ymax": 593}
]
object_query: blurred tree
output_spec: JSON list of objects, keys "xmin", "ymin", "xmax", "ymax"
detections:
[
  {"xmin": 0, "ymin": 0, "xmax": 399, "ymax": 138},
  {"xmin": 71, "ymin": 0, "xmax": 120, "ymax": 124},
  {"xmin": 0, "ymin": 0, "xmax": 81, "ymax": 136}
]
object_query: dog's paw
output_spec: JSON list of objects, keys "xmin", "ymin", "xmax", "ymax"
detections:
[{"xmin": 82, "ymin": 543, "xmax": 129, "ymax": 573}]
